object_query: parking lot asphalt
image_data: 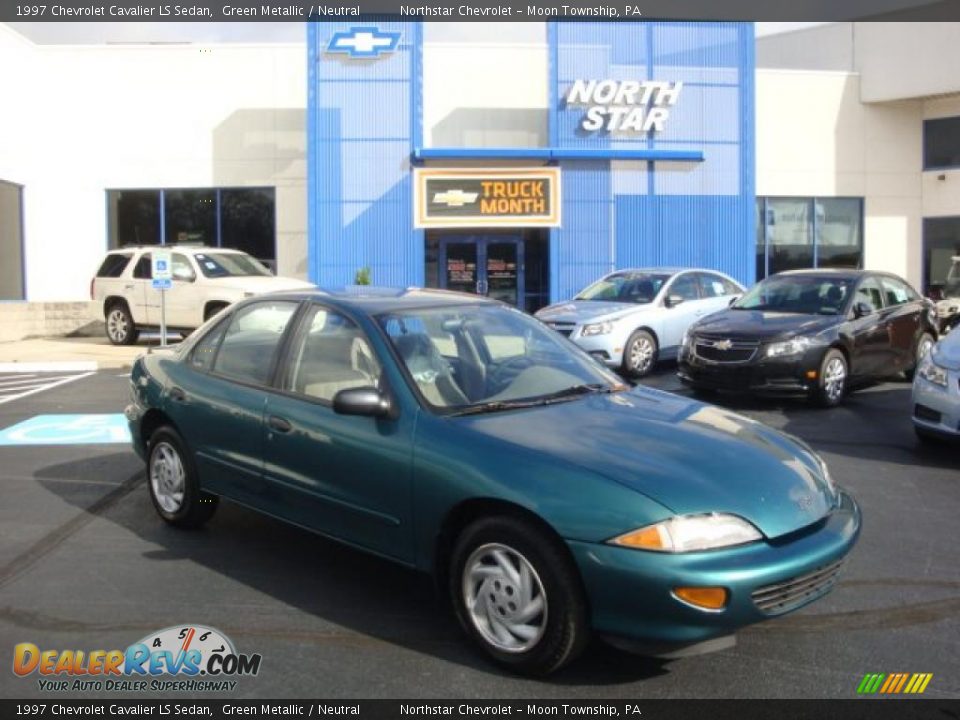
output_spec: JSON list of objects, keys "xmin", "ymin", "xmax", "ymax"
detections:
[{"xmin": 0, "ymin": 364, "xmax": 957, "ymax": 700}]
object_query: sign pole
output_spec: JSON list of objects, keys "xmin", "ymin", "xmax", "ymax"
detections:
[
  {"xmin": 160, "ymin": 288, "xmax": 167, "ymax": 348},
  {"xmin": 151, "ymin": 249, "xmax": 173, "ymax": 348}
]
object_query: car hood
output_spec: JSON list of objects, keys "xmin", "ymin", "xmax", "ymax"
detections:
[
  {"xmin": 536, "ymin": 300, "xmax": 649, "ymax": 324},
  {"xmin": 208, "ymin": 276, "xmax": 315, "ymax": 294},
  {"xmin": 692, "ymin": 309, "xmax": 840, "ymax": 342},
  {"xmin": 458, "ymin": 387, "xmax": 836, "ymax": 540},
  {"xmin": 932, "ymin": 331, "xmax": 960, "ymax": 371}
]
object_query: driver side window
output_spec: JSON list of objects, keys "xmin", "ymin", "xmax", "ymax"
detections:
[
  {"xmin": 283, "ymin": 306, "xmax": 381, "ymax": 403},
  {"xmin": 668, "ymin": 274, "xmax": 700, "ymax": 302}
]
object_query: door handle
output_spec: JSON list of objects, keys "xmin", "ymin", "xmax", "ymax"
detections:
[
  {"xmin": 169, "ymin": 387, "xmax": 187, "ymax": 403},
  {"xmin": 267, "ymin": 415, "xmax": 293, "ymax": 434},
  {"xmin": 124, "ymin": 284, "xmax": 135, "ymax": 291}
]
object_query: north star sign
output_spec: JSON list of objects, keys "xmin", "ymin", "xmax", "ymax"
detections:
[{"xmin": 565, "ymin": 79, "xmax": 683, "ymax": 133}]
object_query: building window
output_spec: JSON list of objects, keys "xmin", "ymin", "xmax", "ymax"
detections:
[
  {"xmin": 106, "ymin": 188, "xmax": 276, "ymax": 268},
  {"xmin": 923, "ymin": 116, "xmax": 960, "ymax": 170},
  {"xmin": 756, "ymin": 197, "xmax": 863, "ymax": 280},
  {"xmin": 0, "ymin": 180, "xmax": 25, "ymax": 300},
  {"xmin": 923, "ymin": 217, "xmax": 960, "ymax": 295}
]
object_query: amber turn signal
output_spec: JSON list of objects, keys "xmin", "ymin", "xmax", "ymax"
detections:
[
  {"xmin": 673, "ymin": 586, "xmax": 728, "ymax": 610},
  {"xmin": 806, "ymin": 370, "xmax": 818, "ymax": 380}
]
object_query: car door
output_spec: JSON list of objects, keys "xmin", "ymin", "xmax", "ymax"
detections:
[
  {"xmin": 879, "ymin": 275, "xmax": 924, "ymax": 371},
  {"xmin": 261, "ymin": 303, "xmax": 416, "ymax": 563},
  {"xmin": 659, "ymin": 272, "xmax": 703, "ymax": 350},
  {"xmin": 127, "ymin": 253, "xmax": 154, "ymax": 325},
  {"xmin": 164, "ymin": 299, "xmax": 301, "ymax": 506},
  {"xmin": 163, "ymin": 252, "xmax": 205, "ymax": 329},
  {"xmin": 847, "ymin": 275, "xmax": 890, "ymax": 378}
]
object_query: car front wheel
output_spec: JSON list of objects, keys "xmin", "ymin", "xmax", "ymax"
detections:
[
  {"xmin": 450, "ymin": 516, "xmax": 589, "ymax": 676},
  {"xmin": 811, "ymin": 349, "xmax": 847, "ymax": 408},
  {"xmin": 105, "ymin": 303, "xmax": 139, "ymax": 346},
  {"xmin": 147, "ymin": 426, "xmax": 218, "ymax": 529},
  {"xmin": 622, "ymin": 330, "xmax": 658, "ymax": 378}
]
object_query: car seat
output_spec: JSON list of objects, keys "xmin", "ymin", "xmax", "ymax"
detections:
[{"xmin": 392, "ymin": 333, "xmax": 469, "ymax": 407}]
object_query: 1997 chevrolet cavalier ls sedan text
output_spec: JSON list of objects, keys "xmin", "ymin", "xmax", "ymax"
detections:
[{"xmin": 126, "ymin": 289, "xmax": 861, "ymax": 675}]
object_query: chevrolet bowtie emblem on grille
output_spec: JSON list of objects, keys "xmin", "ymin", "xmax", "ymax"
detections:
[
  {"xmin": 714, "ymin": 339, "xmax": 733, "ymax": 351},
  {"xmin": 433, "ymin": 189, "xmax": 479, "ymax": 207},
  {"xmin": 327, "ymin": 27, "xmax": 401, "ymax": 58}
]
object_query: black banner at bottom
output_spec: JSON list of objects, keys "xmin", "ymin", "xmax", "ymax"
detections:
[{"xmin": 3, "ymin": 700, "xmax": 959, "ymax": 720}]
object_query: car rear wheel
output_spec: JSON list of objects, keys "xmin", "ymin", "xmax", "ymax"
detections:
[
  {"xmin": 105, "ymin": 302, "xmax": 139, "ymax": 346},
  {"xmin": 904, "ymin": 332, "xmax": 935, "ymax": 382},
  {"xmin": 147, "ymin": 426, "xmax": 218, "ymax": 529},
  {"xmin": 449, "ymin": 516, "xmax": 589, "ymax": 676},
  {"xmin": 622, "ymin": 330, "xmax": 658, "ymax": 378},
  {"xmin": 811, "ymin": 349, "xmax": 847, "ymax": 408}
]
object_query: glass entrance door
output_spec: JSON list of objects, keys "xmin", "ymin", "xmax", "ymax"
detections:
[{"xmin": 438, "ymin": 235, "xmax": 525, "ymax": 307}]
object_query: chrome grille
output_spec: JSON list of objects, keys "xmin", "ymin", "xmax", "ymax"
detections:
[
  {"xmin": 693, "ymin": 336, "xmax": 759, "ymax": 363},
  {"xmin": 751, "ymin": 560, "xmax": 844, "ymax": 615}
]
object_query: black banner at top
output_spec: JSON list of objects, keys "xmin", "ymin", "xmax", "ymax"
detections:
[{"xmin": 1, "ymin": 0, "xmax": 959, "ymax": 22}]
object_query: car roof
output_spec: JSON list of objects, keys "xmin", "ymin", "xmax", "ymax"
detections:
[
  {"xmin": 607, "ymin": 267, "xmax": 709, "ymax": 276},
  {"xmin": 260, "ymin": 287, "xmax": 502, "ymax": 315},
  {"xmin": 107, "ymin": 246, "xmax": 245, "ymax": 254},
  {"xmin": 775, "ymin": 268, "xmax": 875, "ymax": 281}
]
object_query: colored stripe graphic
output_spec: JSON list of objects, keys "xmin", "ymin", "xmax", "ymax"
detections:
[{"xmin": 858, "ymin": 673, "xmax": 932, "ymax": 694}]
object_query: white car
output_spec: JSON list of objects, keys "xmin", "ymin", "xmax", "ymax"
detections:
[
  {"xmin": 535, "ymin": 268, "xmax": 744, "ymax": 377},
  {"xmin": 912, "ymin": 328, "xmax": 960, "ymax": 443},
  {"xmin": 91, "ymin": 246, "xmax": 314, "ymax": 345}
]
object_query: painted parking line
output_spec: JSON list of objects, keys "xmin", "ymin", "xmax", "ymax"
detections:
[
  {"xmin": 0, "ymin": 361, "xmax": 98, "ymax": 373},
  {"xmin": 0, "ymin": 372, "xmax": 95, "ymax": 406},
  {"xmin": 0, "ymin": 414, "xmax": 131, "ymax": 446}
]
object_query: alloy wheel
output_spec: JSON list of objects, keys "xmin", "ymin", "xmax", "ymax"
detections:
[
  {"xmin": 107, "ymin": 309, "xmax": 128, "ymax": 343},
  {"xmin": 150, "ymin": 441, "xmax": 186, "ymax": 514},
  {"xmin": 462, "ymin": 543, "xmax": 548, "ymax": 654},
  {"xmin": 917, "ymin": 336, "xmax": 934, "ymax": 362},
  {"xmin": 823, "ymin": 356, "xmax": 846, "ymax": 402},
  {"xmin": 629, "ymin": 337, "xmax": 654, "ymax": 374}
]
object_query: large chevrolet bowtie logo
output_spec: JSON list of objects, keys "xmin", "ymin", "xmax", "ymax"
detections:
[
  {"xmin": 713, "ymin": 339, "xmax": 733, "ymax": 351},
  {"xmin": 433, "ymin": 189, "xmax": 479, "ymax": 207},
  {"xmin": 327, "ymin": 27, "xmax": 401, "ymax": 58}
]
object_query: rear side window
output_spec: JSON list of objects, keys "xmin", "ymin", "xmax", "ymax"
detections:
[
  {"xmin": 212, "ymin": 301, "xmax": 298, "ymax": 385},
  {"xmin": 133, "ymin": 254, "xmax": 152, "ymax": 280},
  {"xmin": 880, "ymin": 276, "xmax": 919, "ymax": 306},
  {"xmin": 189, "ymin": 318, "xmax": 229, "ymax": 372},
  {"xmin": 97, "ymin": 253, "xmax": 133, "ymax": 278}
]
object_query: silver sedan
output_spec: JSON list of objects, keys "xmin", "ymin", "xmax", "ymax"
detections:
[
  {"xmin": 912, "ymin": 328, "xmax": 960, "ymax": 442},
  {"xmin": 535, "ymin": 268, "xmax": 744, "ymax": 378}
]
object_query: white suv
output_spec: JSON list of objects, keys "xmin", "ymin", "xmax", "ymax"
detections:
[{"xmin": 91, "ymin": 246, "xmax": 314, "ymax": 345}]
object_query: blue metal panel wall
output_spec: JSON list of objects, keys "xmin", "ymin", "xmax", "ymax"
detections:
[
  {"xmin": 550, "ymin": 22, "xmax": 755, "ymax": 302},
  {"xmin": 307, "ymin": 22, "xmax": 423, "ymax": 288}
]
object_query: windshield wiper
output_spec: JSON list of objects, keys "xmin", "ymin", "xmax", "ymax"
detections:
[{"xmin": 448, "ymin": 384, "xmax": 614, "ymax": 417}]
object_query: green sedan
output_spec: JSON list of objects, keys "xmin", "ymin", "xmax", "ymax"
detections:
[{"xmin": 126, "ymin": 289, "xmax": 861, "ymax": 676}]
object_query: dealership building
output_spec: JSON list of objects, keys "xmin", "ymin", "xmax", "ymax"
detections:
[{"xmin": 1, "ymin": 20, "xmax": 959, "ymax": 336}]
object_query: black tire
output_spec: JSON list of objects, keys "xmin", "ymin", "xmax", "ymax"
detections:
[
  {"xmin": 105, "ymin": 301, "xmax": 139, "ymax": 346},
  {"xmin": 146, "ymin": 425, "xmax": 218, "ymax": 529},
  {"xmin": 204, "ymin": 302, "xmax": 229, "ymax": 322},
  {"xmin": 622, "ymin": 330, "xmax": 658, "ymax": 378},
  {"xmin": 904, "ymin": 332, "xmax": 935, "ymax": 382},
  {"xmin": 810, "ymin": 349, "xmax": 848, "ymax": 408},
  {"xmin": 449, "ymin": 515, "xmax": 589, "ymax": 677}
]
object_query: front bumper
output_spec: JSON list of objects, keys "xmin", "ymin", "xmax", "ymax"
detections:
[
  {"xmin": 568, "ymin": 490, "xmax": 861, "ymax": 650},
  {"xmin": 677, "ymin": 346, "xmax": 823, "ymax": 396},
  {"xmin": 912, "ymin": 372, "xmax": 960, "ymax": 438}
]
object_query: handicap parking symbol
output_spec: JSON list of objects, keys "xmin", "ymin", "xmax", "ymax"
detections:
[{"xmin": 0, "ymin": 414, "xmax": 131, "ymax": 446}]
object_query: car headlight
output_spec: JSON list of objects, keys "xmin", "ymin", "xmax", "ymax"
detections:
[
  {"xmin": 766, "ymin": 336, "xmax": 814, "ymax": 358},
  {"xmin": 581, "ymin": 321, "xmax": 614, "ymax": 337},
  {"xmin": 608, "ymin": 513, "xmax": 762, "ymax": 553},
  {"xmin": 938, "ymin": 305, "xmax": 959, "ymax": 318},
  {"xmin": 918, "ymin": 357, "xmax": 949, "ymax": 388}
]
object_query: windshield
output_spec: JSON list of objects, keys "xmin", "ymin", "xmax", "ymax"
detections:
[
  {"xmin": 378, "ymin": 304, "xmax": 626, "ymax": 414},
  {"xmin": 575, "ymin": 272, "xmax": 669, "ymax": 304},
  {"xmin": 194, "ymin": 252, "xmax": 272, "ymax": 278},
  {"xmin": 734, "ymin": 276, "xmax": 853, "ymax": 315}
]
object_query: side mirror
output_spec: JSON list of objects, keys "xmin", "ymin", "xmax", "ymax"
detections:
[
  {"xmin": 728, "ymin": 295, "xmax": 740, "ymax": 307},
  {"xmin": 333, "ymin": 386, "xmax": 392, "ymax": 418},
  {"xmin": 665, "ymin": 294, "xmax": 685, "ymax": 308},
  {"xmin": 853, "ymin": 301, "xmax": 873, "ymax": 319}
]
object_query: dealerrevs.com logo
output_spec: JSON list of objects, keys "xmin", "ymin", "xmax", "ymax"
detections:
[{"xmin": 13, "ymin": 624, "xmax": 262, "ymax": 693}]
